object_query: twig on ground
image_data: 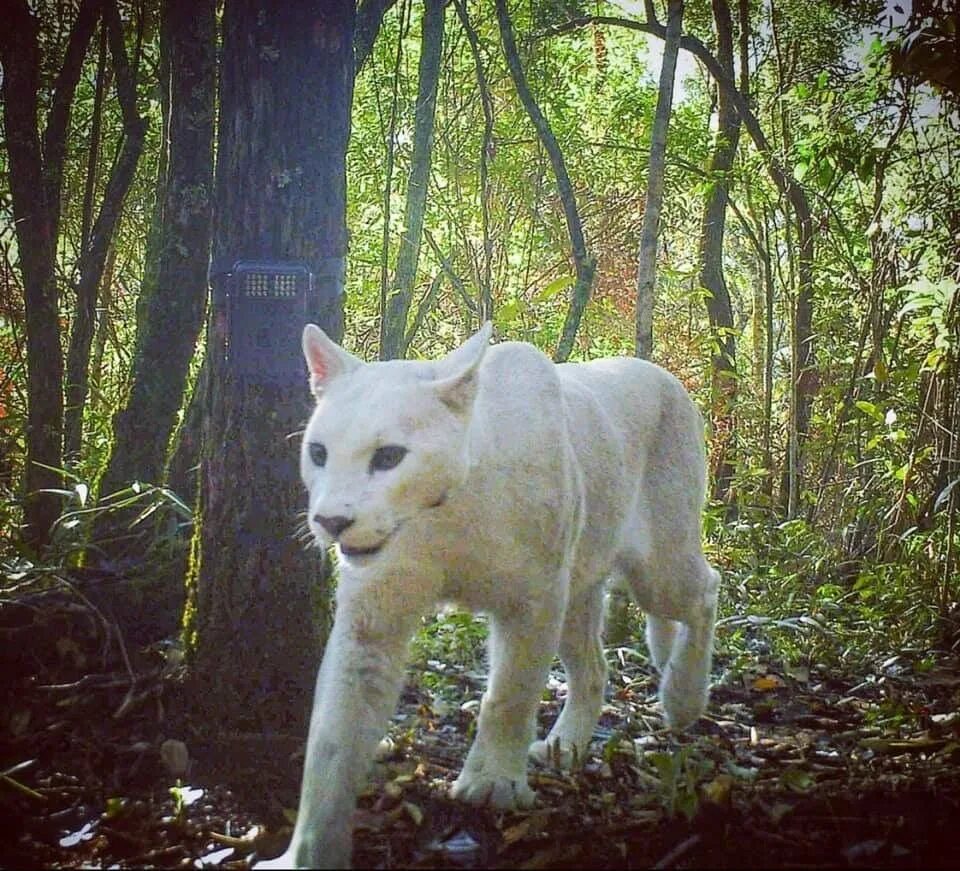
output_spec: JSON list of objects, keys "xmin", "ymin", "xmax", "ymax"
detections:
[{"xmin": 652, "ymin": 833, "xmax": 701, "ymax": 869}]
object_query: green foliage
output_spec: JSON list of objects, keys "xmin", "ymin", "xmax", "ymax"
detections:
[
  {"xmin": 410, "ymin": 610, "xmax": 489, "ymax": 699},
  {"xmin": 711, "ymin": 506, "xmax": 956, "ymax": 670},
  {"xmin": 646, "ymin": 744, "xmax": 714, "ymax": 821},
  {"xmin": 0, "ymin": 458, "xmax": 192, "ymax": 577}
]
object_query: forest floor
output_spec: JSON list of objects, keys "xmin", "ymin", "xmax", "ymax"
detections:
[{"xmin": 3, "ymin": 584, "xmax": 960, "ymax": 870}]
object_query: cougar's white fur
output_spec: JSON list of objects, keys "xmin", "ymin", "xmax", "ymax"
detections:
[{"xmin": 260, "ymin": 323, "xmax": 719, "ymax": 868}]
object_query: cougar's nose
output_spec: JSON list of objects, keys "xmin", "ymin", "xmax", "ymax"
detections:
[{"xmin": 315, "ymin": 514, "xmax": 354, "ymax": 538}]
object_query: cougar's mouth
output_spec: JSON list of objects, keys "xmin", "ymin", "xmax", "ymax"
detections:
[
  {"xmin": 337, "ymin": 523, "xmax": 402, "ymax": 560},
  {"xmin": 339, "ymin": 541, "xmax": 385, "ymax": 558}
]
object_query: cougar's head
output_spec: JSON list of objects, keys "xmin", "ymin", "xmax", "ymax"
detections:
[{"xmin": 299, "ymin": 323, "xmax": 492, "ymax": 565}]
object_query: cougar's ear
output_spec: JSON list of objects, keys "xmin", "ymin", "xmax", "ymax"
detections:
[
  {"xmin": 434, "ymin": 322, "xmax": 492, "ymax": 414},
  {"xmin": 302, "ymin": 324, "xmax": 361, "ymax": 397}
]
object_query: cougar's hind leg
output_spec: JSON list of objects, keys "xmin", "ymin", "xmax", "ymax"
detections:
[
  {"xmin": 645, "ymin": 615, "xmax": 680, "ymax": 673},
  {"xmin": 621, "ymin": 548, "xmax": 718, "ymax": 731},
  {"xmin": 529, "ymin": 582, "xmax": 607, "ymax": 768},
  {"xmin": 616, "ymin": 551, "xmax": 680, "ymax": 675},
  {"xmin": 657, "ymin": 557, "xmax": 719, "ymax": 730}
]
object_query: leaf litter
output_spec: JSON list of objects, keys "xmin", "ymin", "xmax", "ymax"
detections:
[{"xmin": 2, "ymin": 585, "xmax": 960, "ymax": 868}]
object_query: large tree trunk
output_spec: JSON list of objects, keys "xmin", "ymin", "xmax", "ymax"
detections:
[
  {"xmin": 635, "ymin": 0, "xmax": 683, "ymax": 361},
  {"xmin": 188, "ymin": 0, "xmax": 354, "ymax": 734},
  {"xmin": 380, "ymin": 0, "xmax": 445, "ymax": 360},
  {"xmin": 697, "ymin": 0, "xmax": 740, "ymax": 506},
  {"xmin": 0, "ymin": 0, "xmax": 100, "ymax": 551},
  {"xmin": 95, "ymin": 0, "xmax": 215, "ymax": 547},
  {"xmin": 496, "ymin": 0, "xmax": 596, "ymax": 362}
]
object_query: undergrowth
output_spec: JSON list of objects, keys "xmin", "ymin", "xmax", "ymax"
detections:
[{"xmin": 2, "ymin": 478, "xmax": 954, "ymax": 689}]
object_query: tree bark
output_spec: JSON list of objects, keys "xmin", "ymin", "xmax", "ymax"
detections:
[
  {"xmin": 635, "ymin": 0, "xmax": 683, "ymax": 361},
  {"xmin": 380, "ymin": 0, "xmax": 445, "ymax": 360},
  {"xmin": 615, "ymin": 0, "xmax": 684, "ymax": 644},
  {"xmin": 496, "ymin": 0, "xmax": 596, "ymax": 362},
  {"xmin": 96, "ymin": 0, "xmax": 215, "ymax": 527},
  {"xmin": 697, "ymin": 0, "xmax": 740, "ymax": 505},
  {"xmin": 188, "ymin": 0, "xmax": 354, "ymax": 734},
  {"xmin": 0, "ymin": 0, "xmax": 100, "ymax": 550}
]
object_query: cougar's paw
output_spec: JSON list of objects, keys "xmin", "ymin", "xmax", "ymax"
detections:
[
  {"xmin": 529, "ymin": 737, "xmax": 584, "ymax": 770},
  {"xmin": 253, "ymin": 831, "xmax": 351, "ymax": 870},
  {"xmin": 660, "ymin": 666, "xmax": 708, "ymax": 731},
  {"xmin": 450, "ymin": 770, "xmax": 535, "ymax": 810},
  {"xmin": 254, "ymin": 853, "xmax": 296, "ymax": 870}
]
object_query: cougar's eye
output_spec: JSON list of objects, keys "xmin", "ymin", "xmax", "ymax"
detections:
[
  {"xmin": 370, "ymin": 445, "xmax": 407, "ymax": 473},
  {"xmin": 308, "ymin": 442, "xmax": 327, "ymax": 467}
]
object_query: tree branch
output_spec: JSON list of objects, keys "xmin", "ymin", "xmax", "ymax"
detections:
[
  {"xmin": 42, "ymin": 0, "xmax": 102, "ymax": 222},
  {"xmin": 355, "ymin": 0, "xmax": 399, "ymax": 74},
  {"xmin": 495, "ymin": 0, "xmax": 595, "ymax": 362}
]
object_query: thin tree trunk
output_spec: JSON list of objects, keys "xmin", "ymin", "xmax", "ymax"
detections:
[
  {"xmin": 377, "ymin": 0, "xmax": 406, "ymax": 356},
  {"xmin": 635, "ymin": 0, "xmax": 683, "ymax": 361},
  {"xmin": 546, "ymin": 11, "xmax": 817, "ymax": 512},
  {"xmin": 698, "ymin": 0, "xmax": 740, "ymax": 506},
  {"xmin": 0, "ymin": 0, "xmax": 100, "ymax": 550},
  {"xmin": 496, "ymin": 0, "xmax": 596, "ymax": 362},
  {"xmin": 64, "ymin": 0, "xmax": 148, "ymax": 461},
  {"xmin": 613, "ymin": 0, "xmax": 684, "ymax": 644},
  {"xmin": 761, "ymin": 207, "xmax": 775, "ymax": 502},
  {"xmin": 88, "ymin": 244, "xmax": 118, "ymax": 421},
  {"xmin": 381, "ymin": 0, "xmax": 445, "ymax": 360},
  {"xmin": 79, "ymin": 21, "xmax": 109, "ymax": 259},
  {"xmin": 454, "ymin": 0, "xmax": 495, "ymax": 323},
  {"xmin": 96, "ymin": 0, "xmax": 215, "ymax": 517}
]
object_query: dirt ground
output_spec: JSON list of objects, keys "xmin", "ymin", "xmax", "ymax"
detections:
[{"xmin": 3, "ymin": 588, "xmax": 960, "ymax": 870}]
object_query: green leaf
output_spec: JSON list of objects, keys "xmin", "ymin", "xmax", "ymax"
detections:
[
  {"xmin": 780, "ymin": 766, "xmax": 815, "ymax": 793},
  {"xmin": 497, "ymin": 298, "xmax": 523, "ymax": 326},
  {"xmin": 649, "ymin": 751, "xmax": 677, "ymax": 783},
  {"xmin": 534, "ymin": 275, "xmax": 575, "ymax": 302},
  {"xmin": 854, "ymin": 400, "xmax": 881, "ymax": 421}
]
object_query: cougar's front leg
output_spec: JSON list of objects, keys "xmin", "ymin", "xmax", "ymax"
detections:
[
  {"xmin": 451, "ymin": 596, "xmax": 564, "ymax": 810},
  {"xmin": 529, "ymin": 583, "xmax": 607, "ymax": 768},
  {"xmin": 258, "ymin": 575, "xmax": 432, "ymax": 870}
]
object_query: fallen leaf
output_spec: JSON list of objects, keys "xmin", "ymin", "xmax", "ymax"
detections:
[
  {"xmin": 752, "ymin": 675, "xmax": 785, "ymax": 692},
  {"xmin": 196, "ymin": 846, "xmax": 234, "ymax": 867},
  {"xmin": 784, "ymin": 665, "xmax": 810, "ymax": 683},
  {"xmin": 402, "ymin": 800, "xmax": 424, "ymax": 826},
  {"xmin": 780, "ymin": 766, "xmax": 815, "ymax": 793},
  {"xmin": 59, "ymin": 821, "xmax": 96, "ymax": 848},
  {"xmin": 765, "ymin": 801, "xmax": 794, "ymax": 823},
  {"xmin": 701, "ymin": 773, "xmax": 733, "ymax": 805},
  {"xmin": 501, "ymin": 811, "xmax": 551, "ymax": 845},
  {"xmin": 160, "ymin": 739, "xmax": 189, "ymax": 778}
]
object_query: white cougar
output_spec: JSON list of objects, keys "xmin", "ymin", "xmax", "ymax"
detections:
[{"xmin": 260, "ymin": 323, "xmax": 719, "ymax": 868}]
